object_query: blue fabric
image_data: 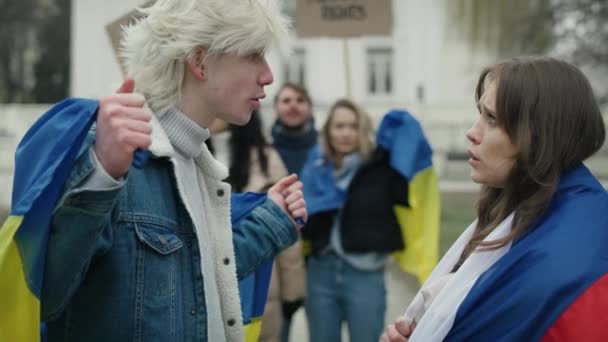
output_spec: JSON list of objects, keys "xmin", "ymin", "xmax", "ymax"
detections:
[
  {"xmin": 231, "ymin": 192, "xmax": 267, "ymax": 222},
  {"xmin": 301, "ymin": 109, "xmax": 434, "ymax": 216},
  {"xmin": 300, "ymin": 147, "xmax": 346, "ymax": 216},
  {"xmin": 305, "ymin": 254, "xmax": 386, "ymax": 342},
  {"xmin": 445, "ymin": 164, "xmax": 608, "ymax": 341},
  {"xmin": 376, "ymin": 110, "xmax": 433, "ymax": 180},
  {"xmin": 40, "ymin": 323, "xmax": 47, "ymax": 342},
  {"xmin": 11, "ymin": 99, "xmax": 98, "ymax": 300},
  {"xmin": 11, "ymin": 98, "xmax": 99, "ymax": 215},
  {"xmin": 238, "ymin": 259, "xmax": 273, "ymax": 324},
  {"xmin": 11, "ymin": 98, "xmax": 296, "ymax": 341},
  {"xmin": 231, "ymin": 192, "xmax": 275, "ymax": 324}
]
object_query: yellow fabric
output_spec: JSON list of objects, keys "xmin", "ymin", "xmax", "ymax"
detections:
[
  {"xmin": 301, "ymin": 239, "xmax": 311, "ymax": 257},
  {"xmin": 392, "ymin": 167, "xmax": 440, "ymax": 284},
  {"xmin": 244, "ymin": 317, "xmax": 263, "ymax": 342},
  {"xmin": 0, "ymin": 216, "xmax": 40, "ymax": 342}
]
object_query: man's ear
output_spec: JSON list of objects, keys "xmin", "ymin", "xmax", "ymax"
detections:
[{"xmin": 187, "ymin": 47, "xmax": 206, "ymax": 80}]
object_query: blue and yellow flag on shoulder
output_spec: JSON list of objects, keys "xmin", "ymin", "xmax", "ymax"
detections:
[
  {"xmin": 0, "ymin": 98, "xmax": 97, "ymax": 341},
  {"xmin": 377, "ymin": 109, "xmax": 440, "ymax": 285},
  {"xmin": 0, "ymin": 99, "xmax": 273, "ymax": 341}
]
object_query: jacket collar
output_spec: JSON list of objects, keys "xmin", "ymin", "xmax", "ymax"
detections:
[{"xmin": 149, "ymin": 113, "xmax": 228, "ymax": 181}]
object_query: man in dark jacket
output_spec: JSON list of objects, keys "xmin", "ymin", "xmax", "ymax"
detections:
[
  {"xmin": 272, "ymin": 83, "xmax": 318, "ymax": 175},
  {"xmin": 270, "ymin": 82, "xmax": 317, "ymax": 341}
]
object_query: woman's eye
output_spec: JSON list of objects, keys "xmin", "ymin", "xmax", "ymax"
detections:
[{"xmin": 487, "ymin": 113, "xmax": 497, "ymax": 125}]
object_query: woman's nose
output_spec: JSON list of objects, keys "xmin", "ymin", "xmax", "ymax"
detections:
[{"xmin": 466, "ymin": 120, "xmax": 481, "ymax": 144}]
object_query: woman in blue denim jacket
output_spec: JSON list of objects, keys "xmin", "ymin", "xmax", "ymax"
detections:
[{"xmin": 39, "ymin": 1, "xmax": 307, "ymax": 341}]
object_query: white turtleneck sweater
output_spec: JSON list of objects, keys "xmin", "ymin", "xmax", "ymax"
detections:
[{"xmin": 157, "ymin": 107, "xmax": 225, "ymax": 342}]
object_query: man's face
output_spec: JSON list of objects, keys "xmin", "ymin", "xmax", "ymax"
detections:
[
  {"xmin": 202, "ymin": 53, "xmax": 274, "ymax": 126},
  {"xmin": 274, "ymin": 87, "xmax": 311, "ymax": 128}
]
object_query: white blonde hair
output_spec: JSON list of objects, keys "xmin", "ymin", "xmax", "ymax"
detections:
[{"xmin": 120, "ymin": 0, "xmax": 291, "ymax": 112}]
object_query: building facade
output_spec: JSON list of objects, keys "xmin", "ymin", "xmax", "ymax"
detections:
[{"xmin": 70, "ymin": 0, "xmax": 495, "ymax": 151}]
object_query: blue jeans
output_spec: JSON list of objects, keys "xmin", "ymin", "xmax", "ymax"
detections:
[{"xmin": 305, "ymin": 253, "xmax": 386, "ymax": 342}]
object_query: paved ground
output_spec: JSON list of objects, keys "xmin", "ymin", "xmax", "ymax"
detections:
[{"xmin": 286, "ymin": 260, "xmax": 420, "ymax": 341}]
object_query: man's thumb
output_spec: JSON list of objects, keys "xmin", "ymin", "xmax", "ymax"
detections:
[
  {"xmin": 117, "ymin": 78, "xmax": 135, "ymax": 94},
  {"xmin": 272, "ymin": 174, "xmax": 298, "ymax": 193}
]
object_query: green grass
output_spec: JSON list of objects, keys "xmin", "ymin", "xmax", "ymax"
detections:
[
  {"xmin": 0, "ymin": 196, "xmax": 475, "ymax": 254},
  {"xmin": 439, "ymin": 192, "xmax": 477, "ymax": 256}
]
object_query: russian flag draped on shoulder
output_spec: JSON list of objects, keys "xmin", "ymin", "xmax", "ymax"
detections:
[
  {"xmin": 0, "ymin": 98, "xmax": 273, "ymax": 341},
  {"xmin": 377, "ymin": 110, "xmax": 440, "ymax": 284},
  {"xmin": 446, "ymin": 165, "xmax": 608, "ymax": 341},
  {"xmin": 407, "ymin": 164, "xmax": 608, "ymax": 341}
]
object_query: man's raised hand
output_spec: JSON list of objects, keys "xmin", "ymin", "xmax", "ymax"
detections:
[{"xmin": 94, "ymin": 78, "xmax": 152, "ymax": 179}]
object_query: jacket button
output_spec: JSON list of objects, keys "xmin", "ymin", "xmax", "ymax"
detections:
[
  {"xmin": 223, "ymin": 257, "xmax": 230, "ymax": 265},
  {"xmin": 191, "ymin": 309, "xmax": 196, "ymax": 315},
  {"xmin": 227, "ymin": 319, "xmax": 235, "ymax": 326},
  {"xmin": 217, "ymin": 189, "xmax": 225, "ymax": 197}
]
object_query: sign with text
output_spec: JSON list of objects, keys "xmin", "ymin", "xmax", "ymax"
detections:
[{"xmin": 296, "ymin": 0, "xmax": 393, "ymax": 38}]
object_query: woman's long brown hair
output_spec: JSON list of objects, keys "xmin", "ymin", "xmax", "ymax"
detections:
[{"xmin": 455, "ymin": 57, "xmax": 605, "ymax": 268}]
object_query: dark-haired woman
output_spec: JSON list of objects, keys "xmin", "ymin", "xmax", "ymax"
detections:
[{"xmin": 382, "ymin": 57, "xmax": 608, "ymax": 342}]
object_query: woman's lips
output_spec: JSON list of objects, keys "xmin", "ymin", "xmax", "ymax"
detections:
[{"xmin": 467, "ymin": 149, "xmax": 480, "ymax": 161}]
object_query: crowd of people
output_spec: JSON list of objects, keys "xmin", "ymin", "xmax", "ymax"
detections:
[
  {"xmin": 201, "ymin": 79, "xmax": 439, "ymax": 342},
  {"xmin": 0, "ymin": 0, "xmax": 606, "ymax": 342}
]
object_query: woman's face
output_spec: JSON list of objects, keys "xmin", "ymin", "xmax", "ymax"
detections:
[
  {"xmin": 328, "ymin": 106, "xmax": 359, "ymax": 158},
  {"xmin": 466, "ymin": 81, "xmax": 517, "ymax": 188}
]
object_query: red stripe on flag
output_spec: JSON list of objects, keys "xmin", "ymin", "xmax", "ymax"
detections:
[{"xmin": 541, "ymin": 274, "xmax": 608, "ymax": 342}]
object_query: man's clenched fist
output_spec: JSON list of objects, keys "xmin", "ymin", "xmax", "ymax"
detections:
[
  {"xmin": 94, "ymin": 78, "xmax": 152, "ymax": 179},
  {"xmin": 267, "ymin": 174, "xmax": 308, "ymax": 229}
]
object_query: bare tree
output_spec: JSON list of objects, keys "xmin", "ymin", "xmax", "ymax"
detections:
[
  {"xmin": 33, "ymin": 0, "xmax": 70, "ymax": 102},
  {"xmin": 448, "ymin": 0, "xmax": 607, "ymax": 105},
  {"xmin": 0, "ymin": 0, "xmax": 69, "ymax": 103},
  {"xmin": 0, "ymin": 0, "xmax": 40, "ymax": 102},
  {"xmin": 553, "ymin": 0, "xmax": 608, "ymax": 104},
  {"xmin": 447, "ymin": 0, "xmax": 555, "ymax": 56}
]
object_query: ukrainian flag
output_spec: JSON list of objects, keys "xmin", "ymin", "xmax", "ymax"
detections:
[
  {"xmin": 0, "ymin": 99, "xmax": 98, "ymax": 341},
  {"xmin": 0, "ymin": 99, "xmax": 273, "ymax": 341},
  {"xmin": 231, "ymin": 192, "xmax": 274, "ymax": 342},
  {"xmin": 376, "ymin": 110, "xmax": 440, "ymax": 284}
]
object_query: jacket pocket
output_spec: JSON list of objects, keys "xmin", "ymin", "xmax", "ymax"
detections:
[
  {"xmin": 133, "ymin": 222, "xmax": 184, "ymax": 342},
  {"xmin": 135, "ymin": 222, "xmax": 184, "ymax": 255}
]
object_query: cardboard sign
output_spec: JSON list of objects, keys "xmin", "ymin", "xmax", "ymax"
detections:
[
  {"xmin": 296, "ymin": 0, "xmax": 393, "ymax": 38},
  {"xmin": 105, "ymin": 2, "xmax": 152, "ymax": 75}
]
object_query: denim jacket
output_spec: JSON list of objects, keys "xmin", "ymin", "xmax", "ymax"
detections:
[{"xmin": 40, "ymin": 114, "xmax": 297, "ymax": 342}]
